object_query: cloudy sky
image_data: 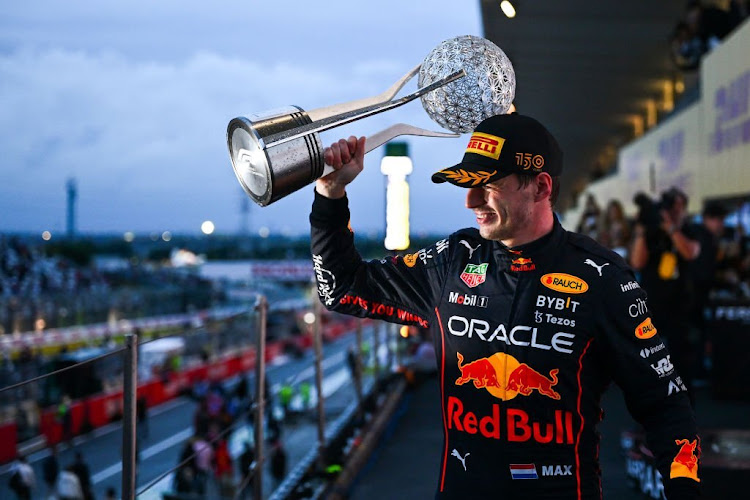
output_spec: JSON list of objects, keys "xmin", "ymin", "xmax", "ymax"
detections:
[{"xmin": 1, "ymin": 1, "xmax": 486, "ymax": 238}]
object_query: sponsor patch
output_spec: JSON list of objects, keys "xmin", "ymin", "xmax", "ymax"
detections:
[
  {"xmin": 540, "ymin": 273, "xmax": 589, "ymax": 294},
  {"xmin": 639, "ymin": 343, "xmax": 665, "ymax": 359},
  {"xmin": 668, "ymin": 376, "xmax": 688, "ymax": 396},
  {"xmin": 635, "ymin": 317, "xmax": 657, "ymax": 339},
  {"xmin": 511, "ymin": 257, "xmax": 535, "ymax": 272},
  {"xmin": 448, "ymin": 291, "xmax": 488, "ymax": 308},
  {"xmin": 536, "ymin": 295, "xmax": 580, "ymax": 312},
  {"xmin": 628, "ymin": 297, "xmax": 648, "ymax": 318},
  {"xmin": 447, "ymin": 316, "xmax": 575, "ymax": 354},
  {"xmin": 620, "ymin": 280, "xmax": 641, "ymax": 292},
  {"xmin": 650, "ymin": 355, "xmax": 674, "ymax": 378},
  {"xmin": 312, "ymin": 255, "xmax": 336, "ymax": 306},
  {"xmin": 403, "ymin": 252, "xmax": 419, "ymax": 268},
  {"xmin": 466, "ymin": 132, "xmax": 505, "ymax": 160},
  {"xmin": 670, "ymin": 439, "xmax": 700, "ymax": 482},
  {"xmin": 583, "ymin": 259, "xmax": 609, "ymax": 276},
  {"xmin": 461, "ymin": 263, "xmax": 489, "ymax": 288}
]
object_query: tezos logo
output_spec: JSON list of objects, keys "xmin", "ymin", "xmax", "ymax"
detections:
[{"xmin": 540, "ymin": 273, "xmax": 588, "ymax": 294}]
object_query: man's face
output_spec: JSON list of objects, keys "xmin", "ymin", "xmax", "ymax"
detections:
[{"xmin": 465, "ymin": 174, "xmax": 537, "ymax": 242}]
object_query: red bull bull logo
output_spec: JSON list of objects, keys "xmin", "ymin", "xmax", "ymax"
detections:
[
  {"xmin": 510, "ymin": 257, "xmax": 536, "ymax": 272},
  {"xmin": 455, "ymin": 352, "xmax": 560, "ymax": 401},
  {"xmin": 447, "ymin": 396, "xmax": 574, "ymax": 444},
  {"xmin": 670, "ymin": 438, "xmax": 700, "ymax": 482}
]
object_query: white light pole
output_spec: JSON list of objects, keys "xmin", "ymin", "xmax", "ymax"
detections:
[{"xmin": 380, "ymin": 142, "xmax": 413, "ymax": 252}]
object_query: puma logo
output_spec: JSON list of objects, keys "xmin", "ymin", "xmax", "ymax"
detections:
[
  {"xmin": 451, "ymin": 449, "xmax": 470, "ymax": 471},
  {"xmin": 460, "ymin": 240, "xmax": 480, "ymax": 259},
  {"xmin": 584, "ymin": 259, "xmax": 609, "ymax": 276}
]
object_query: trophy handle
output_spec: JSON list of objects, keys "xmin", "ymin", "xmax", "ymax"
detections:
[
  {"xmin": 265, "ymin": 69, "xmax": 466, "ymax": 148},
  {"xmin": 306, "ymin": 64, "xmax": 421, "ymax": 122},
  {"xmin": 319, "ymin": 123, "xmax": 459, "ymax": 178}
]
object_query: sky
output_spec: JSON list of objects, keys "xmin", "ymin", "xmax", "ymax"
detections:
[{"xmin": 0, "ymin": 1, "xmax": 486, "ymax": 238}]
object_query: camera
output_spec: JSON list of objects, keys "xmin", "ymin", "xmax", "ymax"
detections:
[{"xmin": 632, "ymin": 187, "xmax": 687, "ymax": 230}]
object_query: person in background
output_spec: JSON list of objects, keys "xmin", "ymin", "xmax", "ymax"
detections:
[
  {"xmin": 71, "ymin": 451, "xmax": 93, "ymax": 500},
  {"xmin": 630, "ymin": 187, "xmax": 702, "ymax": 405},
  {"xmin": 598, "ymin": 199, "xmax": 632, "ymax": 258},
  {"xmin": 42, "ymin": 444, "xmax": 60, "ymax": 498},
  {"xmin": 576, "ymin": 193, "xmax": 601, "ymax": 240},
  {"xmin": 269, "ymin": 439, "xmax": 287, "ymax": 487},
  {"xmin": 56, "ymin": 466, "xmax": 84, "ymax": 500},
  {"xmin": 9, "ymin": 455, "xmax": 35, "ymax": 500}
]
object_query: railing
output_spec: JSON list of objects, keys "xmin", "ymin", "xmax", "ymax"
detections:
[{"xmin": 0, "ymin": 294, "xmax": 409, "ymax": 499}]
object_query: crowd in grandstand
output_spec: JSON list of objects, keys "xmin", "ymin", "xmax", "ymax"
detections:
[{"xmin": 670, "ymin": 0, "xmax": 749, "ymax": 71}]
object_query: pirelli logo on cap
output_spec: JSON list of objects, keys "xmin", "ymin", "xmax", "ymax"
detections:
[{"xmin": 466, "ymin": 132, "xmax": 505, "ymax": 160}]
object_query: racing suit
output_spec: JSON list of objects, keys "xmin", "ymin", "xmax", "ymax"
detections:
[{"xmin": 310, "ymin": 191, "xmax": 701, "ymax": 499}]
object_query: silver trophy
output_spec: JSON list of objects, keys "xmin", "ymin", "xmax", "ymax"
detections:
[{"xmin": 227, "ymin": 35, "xmax": 515, "ymax": 206}]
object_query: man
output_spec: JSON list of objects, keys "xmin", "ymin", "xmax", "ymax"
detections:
[
  {"xmin": 630, "ymin": 187, "xmax": 702, "ymax": 404},
  {"xmin": 310, "ymin": 113, "xmax": 701, "ymax": 499}
]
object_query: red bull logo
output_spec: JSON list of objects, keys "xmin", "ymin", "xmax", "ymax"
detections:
[
  {"xmin": 456, "ymin": 353, "xmax": 501, "ymax": 388},
  {"xmin": 447, "ymin": 396, "xmax": 574, "ymax": 444},
  {"xmin": 540, "ymin": 273, "xmax": 588, "ymax": 294},
  {"xmin": 455, "ymin": 352, "xmax": 560, "ymax": 401},
  {"xmin": 670, "ymin": 438, "xmax": 700, "ymax": 482},
  {"xmin": 510, "ymin": 257, "xmax": 536, "ymax": 272}
]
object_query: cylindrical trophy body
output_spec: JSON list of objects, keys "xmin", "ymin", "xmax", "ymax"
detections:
[{"xmin": 227, "ymin": 106, "xmax": 324, "ymax": 206}]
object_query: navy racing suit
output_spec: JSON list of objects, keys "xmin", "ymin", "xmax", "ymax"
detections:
[{"xmin": 310, "ymin": 191, "xmax": 701, "ymax": 499}]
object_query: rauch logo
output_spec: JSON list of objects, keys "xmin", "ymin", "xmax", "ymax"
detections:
[{"xmin": 540, "ymin": 273, "xmax": 588, "ymax": 294}]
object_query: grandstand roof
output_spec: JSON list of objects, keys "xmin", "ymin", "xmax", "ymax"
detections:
[{"xmin": 481, "ymin": 0, "xmax": 688, "ymax": 210}]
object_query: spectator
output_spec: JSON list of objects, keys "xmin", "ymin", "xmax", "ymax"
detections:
[
  {"xmin": 192, "ymin": 435, "xmax": 214, "ymax": 490},
  {"xmin": 598, "ymin": 199, "xmax": 632, "ymax": 258},
  {"xmin": 576, "ymin": 193, "xmax": 601, "ymax": 240},
  {"xmin": 238, "ymin": 441, "xmax": 255, "ymax": 496},
  {"xmin": 9, "ymin": 455, "xmax": 35, "ymax": 500},
  {"xmin": 630, "ymin": 187, "xmax": 702, "ymax": 405},
  {"xmin": 56, "ymin": 466, "xmax": 84, "ymax": 500},
  {"xmin": 214, "ymin": 438, "xmax": 235, "ymax": 498},
  {"xmin": 269, "ymin": 440, "xmax": 287, "ymax": 487},
  {"xmin": 174, "ymin": 465, "xmax": 203, "ymax": 497},
  {"xmin": 42, "ymin": 444, "xmax": 60, "ymax": 497},
  {"xmin": 71, "ymin": 451, "xmax": 93, "ymax": 500},
  {"xmin": 685, "ymin": 0, "xmax": 731, "ymax": 51}
]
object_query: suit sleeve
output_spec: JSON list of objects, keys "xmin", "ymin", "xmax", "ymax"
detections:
[
  {"xmin": 594, "ymin": 265, "xmax": 701, "ymax": 499},
  {"xmin": 310, "ymin": 189, "xmax": 449, "ymax": 327}
]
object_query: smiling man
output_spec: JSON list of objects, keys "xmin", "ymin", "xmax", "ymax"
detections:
[{"xmin": 310, "ymin": 113, "xmax": 700, "ymax": 499}]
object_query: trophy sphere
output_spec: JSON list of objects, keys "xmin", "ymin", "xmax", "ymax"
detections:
[{"xmin": 419, "ymin": 35, "xmax": 516, "ymax": 134}]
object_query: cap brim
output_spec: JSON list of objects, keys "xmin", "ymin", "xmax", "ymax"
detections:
[{"xmin": 431, "ymin": 163, "xmax": 511, "ymax": 187}]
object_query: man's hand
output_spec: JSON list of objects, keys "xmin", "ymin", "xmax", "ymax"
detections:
[{"xmin": 316, "ymin": 136, "xmax": 366, "ymax": 199}]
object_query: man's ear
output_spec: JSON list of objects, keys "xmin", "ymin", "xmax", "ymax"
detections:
[{"xmin": 535, "ymin": 173, "xmax": 553, "ymax": 202}]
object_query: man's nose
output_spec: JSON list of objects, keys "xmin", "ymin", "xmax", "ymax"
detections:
[{"xmin": 465, "ymin": 187, "xmax": 484, "ymax": 209}]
